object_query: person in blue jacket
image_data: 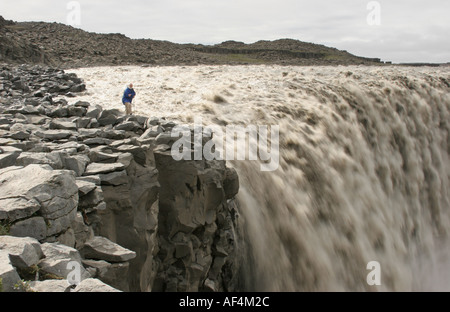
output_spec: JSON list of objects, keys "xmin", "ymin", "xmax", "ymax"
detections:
[{"xmin": 122, "ymin": 83, "xmax": 136, "ymax": 115}]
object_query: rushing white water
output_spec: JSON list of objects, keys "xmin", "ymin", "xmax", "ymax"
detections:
[{"xmin": 69, "ymin": 65, "xmax": 450, "ymax": 291}]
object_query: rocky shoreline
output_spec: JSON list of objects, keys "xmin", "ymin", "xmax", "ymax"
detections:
[{"xmin": 0, "ymin": 64, "xmax": 241, "ymax": 292}]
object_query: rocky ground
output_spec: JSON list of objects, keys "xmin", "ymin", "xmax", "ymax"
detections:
[
  {"xmin": 0, "ymin": 64, "xmax": 241, "ymax": 292},
  {"xmin": 0, "ymin": 15, "xmax": 385, "ymax": 68}
]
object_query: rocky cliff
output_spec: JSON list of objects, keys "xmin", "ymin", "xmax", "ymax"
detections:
[
  {"xmin": 0, "ymin": 64, "xmax": 241, "ymax": 292},
  {"xmin": 0, "ymin": 16, "xmax": 383, "ymax": 68}
]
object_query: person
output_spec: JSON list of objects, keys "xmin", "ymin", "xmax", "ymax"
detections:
[{"xmin": 122, "ymin": 83, "xmax": 136, "ymax": 115}]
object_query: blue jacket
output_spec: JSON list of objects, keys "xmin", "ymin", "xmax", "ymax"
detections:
[{"xmin": 122, "ymin": 87, "xmax": 136, "ymax": 103}]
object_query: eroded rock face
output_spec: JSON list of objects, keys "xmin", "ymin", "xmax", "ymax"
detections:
[
  {"xmin": 153, "ymin": 142, "xmax": 241, "ymax": 292},
  {"xmin": 0, "ymin": 65, "xmax": 242, "ymax": 292}
]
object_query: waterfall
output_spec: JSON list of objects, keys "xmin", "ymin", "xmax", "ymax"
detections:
[{"xmin": 70, "ymin": 65, "xmax": 450, "ymax": 291}]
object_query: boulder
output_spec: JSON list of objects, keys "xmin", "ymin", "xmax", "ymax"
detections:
[
  {"xmin": 80, "ymin": 236, "xmax": 136, "ymax": 263},
  {"xmin": 0, "ymin": 165, "xmax": 78, "ymax": 237},
  {"xmin": 38, "ymin": 242, "xmax": 90, "ymax": 281},
  {"xmin": 29, "ymin": 280, "xmax": 71, "ymax": 292},
  {"xmin": 97, "ymin": 110, "xmax": 119, "ymax": 127},
  {"xmin": 0, "ymin": 151, "xmax": 21, "ymax": 169},
  {"xmin": 9, "ymin": 217, "xmax": 47, "ymax": 241},
  {"xmin": 78, "ymin": 188, "xmax": 104, "ymax": 210},
  {"xmin": 0, "ymin": 236, "xmax": 44, "ymax": 269},
  {"xmin": 84, "ymin": 162, "xmax": 125, "ymax": 175},
  {"xmin": 62, "ymin": 154, "xmax": 89, "ymax": 177},
  {"xmin": 0, "ymin": 250, "xmax": 21, "ymax": 292},
  {"xmin": 15, "ymin": 152, "xmax": 65, "ymax": 169},
  {"xmin": 82, "ymin": 259, "xmax": 130, "ymax": 291}
]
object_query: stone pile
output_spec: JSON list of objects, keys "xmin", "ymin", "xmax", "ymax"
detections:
[{"xmin": 0, "ymin": 65, "xmax": 241, "ymax": 292}]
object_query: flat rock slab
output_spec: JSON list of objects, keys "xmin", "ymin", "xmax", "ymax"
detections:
[
  {"xmin": 35, "ymin": 130, "xmax": 74, "ymax": 140},
  {"xmin": 74, "ymin": 278, "xmax": 120, "ymax": 292},
  {"xmin": 81, "ymin": 236, "xmax": 136, "ymax": 263},
  {"xmin": 84, "ymin": 162, "xmax": 125, "ymax": 175},
  {"xmin": 30, "ymin": 280, "xmax": 71, "ymax": 292},
  {"xmin": 75, "ymin": 179, "xmax": 97, "ymax": 196}
]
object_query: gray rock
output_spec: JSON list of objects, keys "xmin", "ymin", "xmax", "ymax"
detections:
[
  {"xmin": 98, "ymin": 170, "xmax": 128, "ymax": 186},
  {"xmin": 38, "ymin": 242, "xmax": 90, "ymax": 282},
  {"xmin": 74, "ymin": 278, "xmax": 120, "ymax": 292},
  {"xmin": 10, "ymin": 130, "xmax": 30, "ymax": 140},
  {"xmin": 101, "ymin": 129, "xmax": 126, "ymax": 140},
  {"xmin": 72, "ymin": 213, "xmax": 94, "ymax": 250},
  {"xmin": 41, "ymin": 242, "xmax": 82, "ymax": 261},
  {"xmin": 0, "ymin": 197, "xmax": 41, "ymax": 223},
  {"xmin": 80, "ymin": 236, "xmax": 136, "ymax": 263},
  {"xmin": 27, "ymin": 115, "xmax": 48, "ymax": 125},
  {"xmin": 70, "ymin": 83, "xmax": 86, "ymax": 93},
  {"xmin": 147, "ymin": 117, "xmax": 160, "ymax": 127},
  {"xmin": 49, "ymin": 119, "xmax": 77, "ymax": 131},
  {"xmin": 113, "ymin": 144, "xmax": 147, "ymax": 166},
  {"xmin": 0, "ymin": 250, "xmax": 21, "ymax": 292},
  {"xmin": 114, "ymin": 121, "xmax": 141, "ymax": 132},
  {"xmin": 76, "ymin": 175, "xmax": 101, "ymax": 186},
  {"xmin": 0, "ymin": 151, "xmax": 21, "ymax": 169},
  {"xmin": 83, "ymin": 137, "xmax": 113, "ymax": 146},
  {"xmin": 68, "ymin": 105, "xmax": 87, "ymax": 117},
  {"xmin": 84, "ymin": 162, "xmax": 125, "ymax": 175},
  {"xmin": 74, "ymin": 117, "xmax": 91, "ymax": 129},
  {"xmin": 88, "ymin": 149, "xmax": 119, "ymax": 163},
  {"xmin": 35, "ymin": 129, "xmax": 74, "ymax": 140},
  {"xmin": 55, "ymin": 228, "xmax": 76, "ymax": 248},
  {"xmin": 9, "ymin": 217, "xmax": 47, "ymax": 241},
  {"xmin": 30, "ymin": 280, "xmax": 71, "ymax": 292},
  {"xmin": 76, "ymin": 180, "xmax": 97, "ymax": 196},
  {"xmin": 78, "ymin": 188, "xmax": 104, "ymax": 210},
  {"xmin": 0, "ymin": 236, "xmax": 44, "ymax": 269},
  {"xmin": 15, "ymin": 152, "xmax": 64, "ymax": 169},
  {"xmin": 117, "ymin": 153, "xmax": 134, "ymax": 167},
  {"xmin": 0, "ymin": 165, "xmax": 79, "ymax": 237},
  {"xmin": 85, "ymin": 105, "xmax": 102, "ymax": 119},
  {"xmin": 97, "ymin": 110, "xmax": 119, "ymax": 127},
  {"xmin": 223, "ymin": 168, "xmax": 239, "ymax": 200},
  {"xmin": 155, "ymin": 132, "xmax": 179, "ymax": 145},
  {"xmin": 140, "ymin": 125, "xmax": 164, "ymax": 140},
  {"xmin": 82, "ymin": 259, "xmax": 130, "ymax": 291},
  {"xmin": 74, "ymin": 101, "xmax": 90, "ymax": 108},
  {"xmin": 62, "ymin": 154, "xmax": 89, "ymax": 176},
  {"xmin": 47, "ymin": 106, "xmax": 69, "ymax": 118},
  {"xmin": 78, "ymin": 128, "xmax": 102, "ymax": 139}
]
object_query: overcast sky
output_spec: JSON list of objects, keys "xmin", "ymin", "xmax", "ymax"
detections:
[{"xmin": 1, "ymin": 0, "xmax": 449, "ymax": 63}]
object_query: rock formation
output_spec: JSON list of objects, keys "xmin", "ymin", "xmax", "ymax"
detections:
[
  {"xmin": 0, "ymin": 64, "xmax": 241, "ymax": 292},
  {"xmin": 0, "ymin": 16, "xmax": 384, "ymax": 68}
]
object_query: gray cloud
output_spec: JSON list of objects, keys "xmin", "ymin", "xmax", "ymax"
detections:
[{"xmin": 1, "ymin": 0, "xmax": 448, "ymax": 63}]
